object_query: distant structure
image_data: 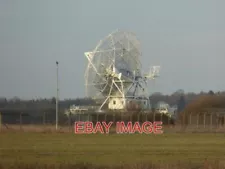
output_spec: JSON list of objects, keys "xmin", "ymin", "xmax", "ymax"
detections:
[
  {"xmin": 83, "ymin": 29, "xmax": 160, "ymax": 112},
  {"xmin": 155, "ymin": 101, "xmax": 177, "ymax": 118}
]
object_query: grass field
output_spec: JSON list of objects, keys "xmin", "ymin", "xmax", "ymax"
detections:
[{"xmin": 0, "ymin": 131, "xmax": 225, "ymax": 168}]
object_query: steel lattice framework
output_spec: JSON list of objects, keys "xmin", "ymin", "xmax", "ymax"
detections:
[{"xmin": 84, "ymin": 29, "xmax": 160, "ymax": 110}]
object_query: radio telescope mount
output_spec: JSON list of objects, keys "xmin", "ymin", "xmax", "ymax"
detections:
[{"xmin": 84, "ymin": 29, "xmax": 160, "ymax": 111}]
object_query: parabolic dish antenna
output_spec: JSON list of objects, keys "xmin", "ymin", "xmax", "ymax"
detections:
[{"xmin": 84, "ymin": 29, "xmax": 160, "ymax": 111}]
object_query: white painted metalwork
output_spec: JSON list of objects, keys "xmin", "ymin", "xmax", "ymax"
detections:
[{"xmin": 84, "ymin": 30, "xmax": 160, "ymax": 111}]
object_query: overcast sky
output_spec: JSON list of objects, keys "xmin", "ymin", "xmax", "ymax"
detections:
[{"xmin": 0, "ymin": 0, "xmax": 225, "ymax": 99}]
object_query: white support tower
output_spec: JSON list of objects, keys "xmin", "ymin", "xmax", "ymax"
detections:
[{"xmin": 84, "ymin": 30, "xmax": 160, "ymax": 111}]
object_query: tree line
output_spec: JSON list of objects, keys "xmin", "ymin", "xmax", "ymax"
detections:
[
  {"xmin": 0, "ymin": 89, "xmax": 224, "ymax": 112},
  {"xmin": 0, "ymin": 89, "xmax": 224, "ymax": 124}
]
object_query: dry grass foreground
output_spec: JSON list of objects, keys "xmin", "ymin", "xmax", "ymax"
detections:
[
  {"xmin": 0, "ymin": 161, "xmax": 225, "ymax": 169},
  {"xmin": 0, "ymin": 132, "xmax": 225, "ymax": 169}
]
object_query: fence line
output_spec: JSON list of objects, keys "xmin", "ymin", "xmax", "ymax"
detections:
[{"xmin": 0, "ymin": 111, "xmax": 225, "ymax": 132}]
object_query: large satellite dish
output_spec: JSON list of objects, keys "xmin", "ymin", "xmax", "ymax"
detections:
[{"xmin": 84, "ymin": 29, "xmax": 160, "ymax": 111}]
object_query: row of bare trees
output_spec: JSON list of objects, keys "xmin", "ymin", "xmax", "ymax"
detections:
[{"xmin": 0, "ymin": 90, "xmax": 225, "ymax": 125}]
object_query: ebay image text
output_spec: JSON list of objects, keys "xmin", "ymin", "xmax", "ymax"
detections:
[{"xmin": 74, "ymin": 121, "xmax": 163, "ymax": 134}]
